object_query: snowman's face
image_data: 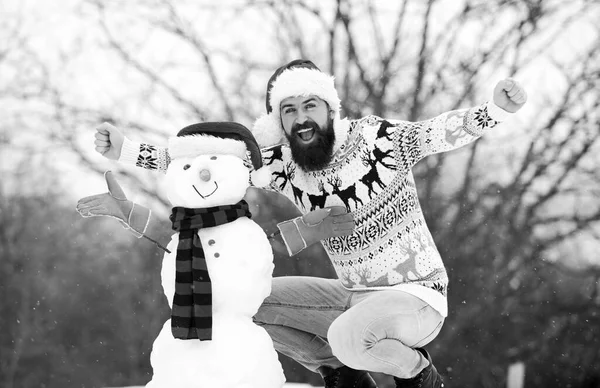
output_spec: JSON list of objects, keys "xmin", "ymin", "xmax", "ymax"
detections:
[{"xmin": 165, "ymin": 154, "xmax": 250, "ymax": 208}]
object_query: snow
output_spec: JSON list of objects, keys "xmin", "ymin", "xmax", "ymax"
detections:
[{"xmin": 107, "ymin": 385, "xmax": 316, "ymax": 388}]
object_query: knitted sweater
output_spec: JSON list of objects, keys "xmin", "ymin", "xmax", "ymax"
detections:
[{"xmin": 119, "ymin": 101, "xmax": 511, "ymax": 317}]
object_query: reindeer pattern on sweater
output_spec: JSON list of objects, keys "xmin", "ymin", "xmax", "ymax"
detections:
[{"xmin": 259, "ymin": 103, "xmax": 499, "ymax": 298}]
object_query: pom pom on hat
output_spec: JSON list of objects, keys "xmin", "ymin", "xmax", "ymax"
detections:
[
  {"xmin": 250, "ymin": 166, "xmax": 272, "ymax": 188},
  {"xmin": 251, "ymin": 113, "xmax": 286, "ymax": 148}
]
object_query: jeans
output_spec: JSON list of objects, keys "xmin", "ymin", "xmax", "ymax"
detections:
[{"xmin": 253, "ymin": 276, "xmax": 445, "ymax": 379}]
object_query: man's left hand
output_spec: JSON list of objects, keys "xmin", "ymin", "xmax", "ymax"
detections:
[{"xmin": 493, "ymin": 78, "xmax": 527, "ymax": 113}]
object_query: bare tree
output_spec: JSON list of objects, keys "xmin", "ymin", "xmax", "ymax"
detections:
[{"xmin": 2, "ymin": 0, "xmax": 599, "ymax": 385}]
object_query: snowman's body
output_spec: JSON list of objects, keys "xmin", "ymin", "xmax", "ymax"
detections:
[
  {"xmin": 146, "ymin": 136, "xmax": 285, "ymax": 388},
  {"xmin": 161, "ymin": 219, "xmax": 274, "ymax": 318}
]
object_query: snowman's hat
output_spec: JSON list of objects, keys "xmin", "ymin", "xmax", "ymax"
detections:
[{"xmin": 169, "ymin": 122, "xmax": 271, "ymax": 187}]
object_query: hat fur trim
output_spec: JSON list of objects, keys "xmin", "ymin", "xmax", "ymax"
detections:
[
  {"xmin": 269, "ymin": 67, "xmax": 341, "ymax": 115},
  {"xmin": 168, "ymin": 134, "xmax": 247, "ymax": 160},
  {"xmin": 250, "ymin": 166, "xmax": 272, "ymax": 188}
]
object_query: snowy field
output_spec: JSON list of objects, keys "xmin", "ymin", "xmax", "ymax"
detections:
[
  {"xmin": 108, "ymin": 385, "xmax": 316, "ymax": 388},
  {"xmin": 107, "ymin": 384, "xmax": 317, "ymax": 388}
]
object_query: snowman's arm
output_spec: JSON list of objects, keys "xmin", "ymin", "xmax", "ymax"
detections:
[
  {"xmin": 123, "ymin": 202, "xmax": 172, "ymax": 253},
  {"xmin": 106, "ymin": 200, "xmax": 172, "ymax": 253},
  {"xmin": 136, "ymin": 211, "xmax": 172, "ymax": 253},
  {"xmin": 119, "ymin": 138, "xmax": 171, "ymax": 174},
  {"xmin": 77, "ymin": 172, "xmax": 172, "ymax": 253}
]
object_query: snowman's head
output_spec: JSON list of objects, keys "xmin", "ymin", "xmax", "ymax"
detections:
[
  {"xmin": 166, "ymin": 147, "xmax": 250, "ymax": 208},
  {"xmin": 165, "ymin": 122, "xmax": 271, "ymax": 209}
]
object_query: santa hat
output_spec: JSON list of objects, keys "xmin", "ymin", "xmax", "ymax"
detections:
[
  {"xmin": 168, "ymin": 122, "xmax": 271, "ymax": 187},
  {"xmin": 252, "ymin": 59, "xmax": 349, "ymax": 150}
]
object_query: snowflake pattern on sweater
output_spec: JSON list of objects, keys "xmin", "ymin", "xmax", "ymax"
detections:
[{"xmin": 121, "ymin": 102, "xmax": 503, "ymax": 314}]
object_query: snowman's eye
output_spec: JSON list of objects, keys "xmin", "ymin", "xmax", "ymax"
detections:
[
  {"xmin": 210, "ymin": 156, "xmax": 217, "ymax": 160},
  {"xmin": 183, "ymin": 164, "xmax": 191, "ymax": 170}
]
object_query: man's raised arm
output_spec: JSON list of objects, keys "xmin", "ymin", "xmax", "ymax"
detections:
[
  {"xmin": 95, "ymin": 122, "xmax": 171, "ymax": 173},
  {"xmin": 383, "ymin": 78, "xmax": 527, "ymax": 172}
]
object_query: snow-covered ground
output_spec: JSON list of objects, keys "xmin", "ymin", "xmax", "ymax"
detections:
[{"xmin": 107, "ymin": 384, "xmax": 317, "ymax": 388}]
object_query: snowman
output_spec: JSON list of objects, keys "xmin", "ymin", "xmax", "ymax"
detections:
[{"xmin": 142, "ymin": 122, "xmax": 285, "ymax": 388}]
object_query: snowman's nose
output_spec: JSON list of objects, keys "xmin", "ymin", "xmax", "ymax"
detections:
[{"xmin": 199, "ymin": 169, "xmax": 211, "ymax": 182}]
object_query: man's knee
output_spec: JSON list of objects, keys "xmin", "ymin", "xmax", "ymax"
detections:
[
  {"xmin": 327, "ymin": 314, "xmax": 364, "ymax": 368},
  {"xmin": 252, "ymin": 301, "xmax": 277, "ymax": 325}
]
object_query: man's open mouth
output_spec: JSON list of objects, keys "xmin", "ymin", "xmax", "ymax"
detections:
[
  {"xmin": 297, "ymin": 127, "xmax": 315, "ymax": 142},
  {"xmin": 192, "ymin": 182, "xmax": 218, "ymax": 198}
]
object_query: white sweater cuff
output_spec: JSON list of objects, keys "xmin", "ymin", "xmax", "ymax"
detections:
[
  {"xmin": 487, "ymin": 100, "xmax": 512, "ymax": 122},
  {"xmin": 119, "ymin": 137, "xmax": 141, "ymax": 166}
]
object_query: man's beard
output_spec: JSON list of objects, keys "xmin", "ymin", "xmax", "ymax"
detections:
[{"xmin": 285, "ymin": 116, "xmax": 335, "ymax": 172}]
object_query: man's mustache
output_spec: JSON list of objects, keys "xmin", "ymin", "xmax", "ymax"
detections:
[{"xmin": 291, "ymin": 120, "xmax": 320, "ymax": 134}]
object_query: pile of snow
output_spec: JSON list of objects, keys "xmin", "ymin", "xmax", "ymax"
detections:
[{"xmin": 107, "ymin": 385, "xmax": 317, "ymax": 388}]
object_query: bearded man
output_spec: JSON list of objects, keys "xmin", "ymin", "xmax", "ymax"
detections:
[{"xmin": 83, "ymin": 59, "xmax": 527, "ymax": 388}]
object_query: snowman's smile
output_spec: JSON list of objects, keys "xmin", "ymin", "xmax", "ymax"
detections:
[{"xmin": 193, "ymin": 182, "xmax": 218, "ymax": 198}]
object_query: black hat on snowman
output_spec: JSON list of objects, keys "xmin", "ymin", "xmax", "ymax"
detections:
[
  {"xmin": 251, "ymin": 59, "xmax": 350, "ymax": 151},
  {"xmin": 168, "ymin": 121, "xmax": 271, "ymax": 187}
]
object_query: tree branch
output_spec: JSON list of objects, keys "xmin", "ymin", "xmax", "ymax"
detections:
[
  {"xmin": 408, "ymin": 0, "xmax": 435, "ymax": 122},
  {"xmin": 97, "ymin": 15, "xmax": 207, "ymax": 120},
  {"xmin": 160, "ymin": 0, "xmax": 235, "ymax": 120}
]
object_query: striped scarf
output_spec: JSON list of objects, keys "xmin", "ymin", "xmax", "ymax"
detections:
[{"xmin": 169, "ymin": 200, "xmax": 251, "ymax": 341}]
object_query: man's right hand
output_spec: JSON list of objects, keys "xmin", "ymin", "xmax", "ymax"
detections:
[
  {"xmin": 276, "ymin": 206, "xmax": 354, "ymax": 256},
  {"xmin": 95, "ymin": 122, "xmax": 124, "ymax": 160},
  {"xmin": 300, "ymin": 206, "xmax": 354, "ymax": 240}
]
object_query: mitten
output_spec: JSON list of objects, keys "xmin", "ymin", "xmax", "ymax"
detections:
[{"xmin": 276, "ymin": 206, "xmax": 354, "ymax": 256}]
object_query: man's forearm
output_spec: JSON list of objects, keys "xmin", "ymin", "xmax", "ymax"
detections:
[
  {"xmin": 418, "ymin": 100, "xmax": 512, "ymax": 156},
  {"xmin": 119, "ymin": 138, "xmax": 171, "ymax": 174}
]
